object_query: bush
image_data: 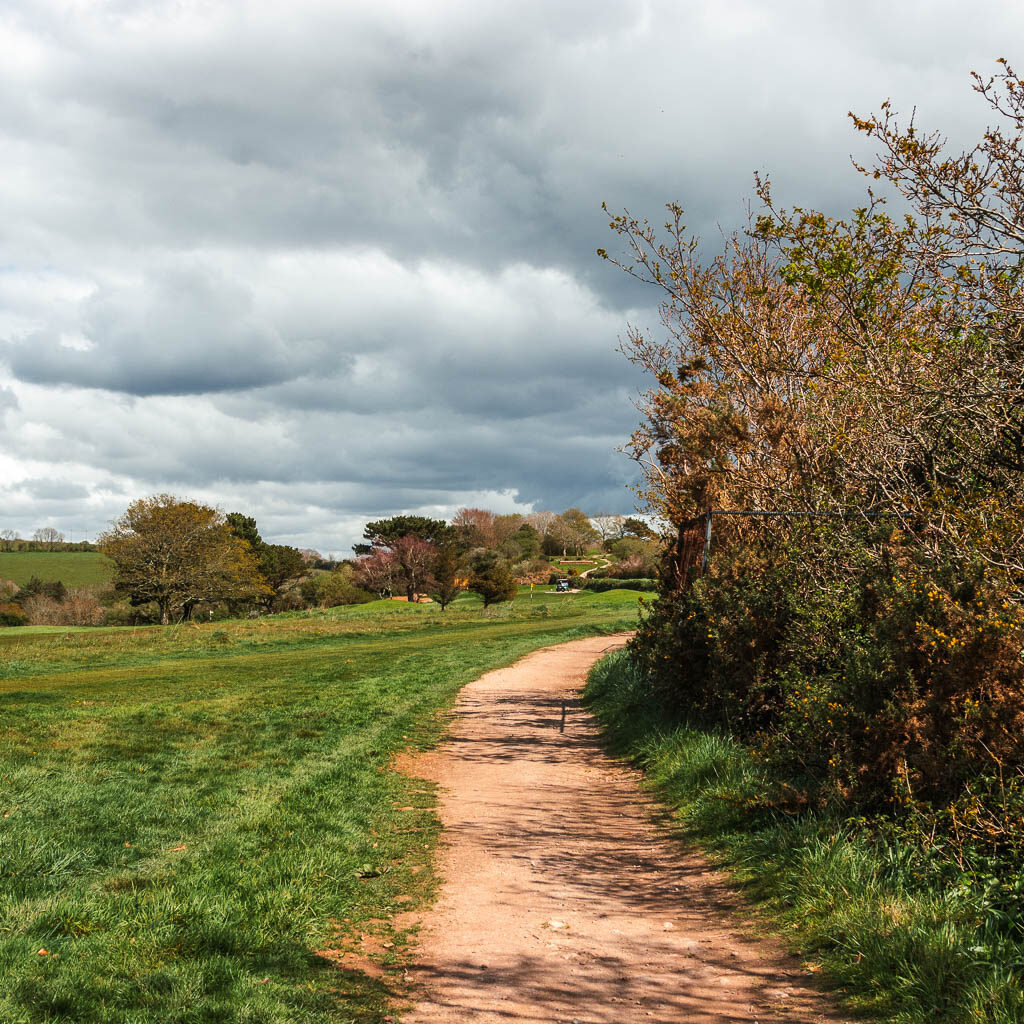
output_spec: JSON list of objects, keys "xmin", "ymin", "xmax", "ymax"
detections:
[
  {"xmin": 0, "ymin": 602, "xmax": 28, "ymax": 627},
  {"xmin": 60, "ymin": 588, "xmax": 106, "ymax": 626},
  {"xmin": 298, "ymin": 567, "xmax": 374, "ymax": 608},
  {"xmin": 513, "ymin": 558, "xmax": 550, "ymax": 583},
  {"xmin": 582, "ymin": 578, "xmax": 657, "ymax": 593},
  {"xmin": 16, "ymin": 576, "xmax": 66, "ymax": 605},
  {"xmin": 632, "ymin": 522, "xmax": 1024, "ymax": 816},
  {"xmin": 469, "ymin": 557, "xmax": 517, "ymax": 608},
  {"xmin": 21, "ymin": 588, "xmax": 105, "ymax": 626},
  {"xmin": 584, "ymin": 648, "xmax": 1024, "ymax": 1024}
]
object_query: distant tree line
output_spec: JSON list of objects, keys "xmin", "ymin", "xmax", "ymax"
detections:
[
  {"xmin": 0, "ymin": 528, "xmax": 98, "ymax": 553},
  {"xmin": 348, "ymin": 506, "xmax": 660, "ymax": 610},
  {"xmin": 1, "ymin": 495, "xmax": 662, "ymax": 627}
]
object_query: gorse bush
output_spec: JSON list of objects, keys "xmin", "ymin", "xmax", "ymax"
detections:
[
  {"xmin": 598, "ymin": 61, "xmax": 1024, "ymax": 1022},
  {"xmin": 0, "ymin": 602, "xmax": 28, "ymax": 627},
  {"xmin": 631, "ymin": 520, "xmax": 1024, "ymax": 848}
]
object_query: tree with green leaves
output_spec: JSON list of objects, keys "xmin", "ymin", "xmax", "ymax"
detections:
[
  {"xmin": 469, "ymin": 554, "xmax": 517, "ymax": 608},
  {"xmin": 299, "ymin": 564, "xmax": 373, "ymax": 608},
  {"xmin": 257, "ymin": 544, "xmax": 308, "ymax": 610},
  {"xmin": 622, "ymin": 517, "xmax": 655, "ymax": 539},
  {"xmin": 354, "ymin": 515, "xmax": 452, "ymax": 555},
  {"xmin": 226, "ymin": 513, "xmax": 262, "ymax": 550},
  {"xmin": 100, "ymin": 495, "xmax": 268, "ymax": 624},
  {"xmin": 501, "ymin": 523, "xmax": 541, "ymax": 561},
  {"xmin": 227, "ymin": 512, "xmax": 307, "ymax": 610},
  {"xmin": 430, "ymin": 543, "xmax": 463, "ymax": 610},
  {"xmin": 544, "ymin": 508, "xmax": 599, "ymax": 557}
]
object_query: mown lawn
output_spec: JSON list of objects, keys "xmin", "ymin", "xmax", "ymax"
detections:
[
  {"xmin": 0, "ymin": 552, "xmax": 114, "ymax": 587},
  {"xmin": 0, "ymin": 590, "xmax": 640, "ymax": 1023}
]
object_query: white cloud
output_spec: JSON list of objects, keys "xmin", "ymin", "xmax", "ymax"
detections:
[{"xmin": 2, "ymin": 0, "xmax": 1022, "ymax": 549}]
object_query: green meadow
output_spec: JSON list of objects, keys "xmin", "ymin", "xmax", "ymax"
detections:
[
  {"xmin": 0, "ymin": 589, "xmax": 640, "ymax": 1023},
  {"xmin": 0, "ymin": 552, "xmax": 114, "ymax": 588}
]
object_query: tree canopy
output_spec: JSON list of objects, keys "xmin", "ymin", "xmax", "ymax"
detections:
[
  {"xmin": 602, "ymin": 62, "xmax": 1024, "ymax": 581},
  {"xmin": 100, "ymin": 495, "xmax": 268, "ymax": 624},
  {"xmin": 227, "ymin": 512, "xmax": 306, "ymax": 610},
  {"xmin": 468, "ymin": 554, "xmax": 517, "ymax": 608},
  {"xmin": 354, "ymin": 515, "xmax": 452, "ymax": 555}
]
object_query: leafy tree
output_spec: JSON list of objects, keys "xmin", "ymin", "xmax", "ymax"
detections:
[
  {"xmin": 602, "ymin": 62, "xmax": 1024, "ymax": 586},
  {"xmin": 430, "ymin": 543, "xmax": 463, "ymax": 610},
  {"xmin": 388, "ymin": 536, "xmax": 437, "ymax": 600},
  {"xmin": 99, "ymin": 495, "xmax": 268, "ymax": 624},
  {"xmin": 299, "ymin": 564, "xmax": 373, "ymax": 608},
  {"xmin": 493, "ymin": 513, "xmax": 525, "ymax": 546},
  {"xmin": 545, "ymin": 508, "xmax": 599, "ymax": 557},
  {"xmin": 354, "ymin": 548, "xmax": 400, "ymax": 598},
  {"xmin": 469, "ymin": 555, "xmax": 517, "ymax": 608},
  {"xmin": 227, "ymin": 512, "xmax": 306, "ymax": 610},
  {"xmin": 354, "ymin": 516, "xmax": 448, "ymax": 597},
  {"xmin": 501, "ymin": 523, "xmax": 541, "ymax": 561},
  {"xmin": 622, "ymin": 517, "xmax": 655, "ymax": 539},
  {"xmin": 357, "ymin": 515, "xmax": 451, "ymax": 554},
  {"xmin": 258, "ymin": 544, "xmax": 308, "ymax": 610},
  {"xmin": 0, "ymin": 530, "xmax": 18, "ymax": 552},
  {"xmin": 226, "ymin": 513, "xmax": 262, "ymax": 550},
  {"xmin": 451, "ymin": 508, "xmax": 497, "ymax": 549}
]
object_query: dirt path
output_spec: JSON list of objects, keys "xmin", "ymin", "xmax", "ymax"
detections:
[{"xmin": 400, "ymin": 635, "xmax": 849, "ymax": 1024}]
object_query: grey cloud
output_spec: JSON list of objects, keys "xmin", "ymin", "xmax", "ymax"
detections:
[
  {"xmin": 6, "ymin": 0, "xmax": 983, "ymax": 284},
  {"xmin": 2, "ymin": 1, "xmax": 1022, "ymax": 549},
  {"xmin": 2, "ymin": 264, "xmax": 339, "ymax": 395},
  {"xmin": 0, "ymin": 385, "xmax": 18, "ymax": 416},
  {"xmin": 21, "ymin": 478, "xmax": 91, "ymax": 501}
]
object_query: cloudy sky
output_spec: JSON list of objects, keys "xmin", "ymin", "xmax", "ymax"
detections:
[{"xmin": 1, "ymin": 0, "xmax": 1021, "ymax": 553}]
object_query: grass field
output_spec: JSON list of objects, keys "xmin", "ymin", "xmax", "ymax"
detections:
[
  {"xmin": 0, "ymin": 552, "xmax": 114, "ymax": 587},
  {"xmin": 0, "ymin": 588, "xmax": 640, "ymax": 1023}
]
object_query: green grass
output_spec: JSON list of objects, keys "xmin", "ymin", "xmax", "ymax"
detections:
[
  {"xmin": 584, "ymin": 649, "xmax": 1024, "ymax": 1024},
  {"xmin": 0, "ymin": 552, "xmax": 114, "ymax": 587},
  {"xmin": 0, "ymin": 589, "xmax": 640, "ymax": 1023}
]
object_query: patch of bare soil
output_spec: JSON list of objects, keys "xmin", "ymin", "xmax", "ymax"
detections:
[{"xmin": 400, "ymin": 634, "xmax": 851, "ymax": 1024}]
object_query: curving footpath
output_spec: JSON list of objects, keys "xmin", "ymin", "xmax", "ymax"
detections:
[{"xmin": 401, "ymin": 635, "xmax": 850, "ymax": 1024}]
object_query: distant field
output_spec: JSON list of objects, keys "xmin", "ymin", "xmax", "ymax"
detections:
[
  {"xmin": 0, "ymin": 587, "xmax": 641, "ymax": 1022},
  {"xmin": 0, "ymin": 551, "xmax": 114, "ymax": 587}
]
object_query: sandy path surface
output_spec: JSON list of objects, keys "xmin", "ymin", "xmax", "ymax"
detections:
[{"xmin": 401, "ymin": 634, "xmax": 850, "ymax": 1024}]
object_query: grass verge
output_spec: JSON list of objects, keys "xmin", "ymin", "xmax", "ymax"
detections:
[
  {"xmin": 583, "ymin": 649, "xmax": 1024, "ymax": 1024},
  {"xmin": 0, "ymin": 590, "xmax": 639, "ymax": 1023}
]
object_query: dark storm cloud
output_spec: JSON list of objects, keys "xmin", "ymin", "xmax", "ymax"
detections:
[
  {"xmin": 21, "ymin": 478, "xmax": 90, "ymax": 501},
  {"xmin": 1, "ymin": 264, "xmax": 335, "ymax": 395},
  {"xmin": 0, "ymin": 1, "xmax": 901, "ymax": 283},
  {"xmin": 2, "ymin": 0, "xmax": 1022, "ymax": 549}
]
